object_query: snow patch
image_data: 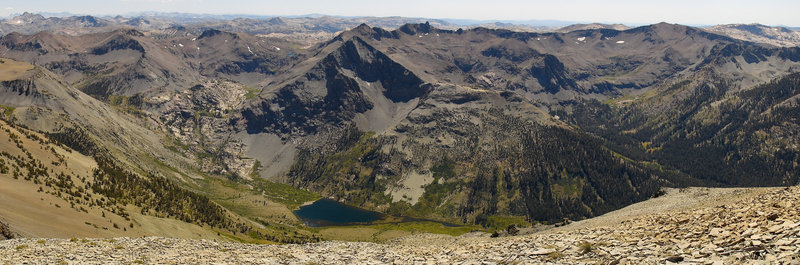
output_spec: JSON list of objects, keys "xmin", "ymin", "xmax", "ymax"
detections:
[
  {"xmin": 247, "ymin": 46, "xmax": 254, "ymax": 55},
  {"xmin": 178, "ymin": 43, "xmax": 184, "ymax": 47},
  {"xmin": 577, "ymin": 37, "xmax": 586, "ymax": 42},
  {"xmin": 616, "ymin": 41, "xmax": 625, "ymax": 44},
  {"xmin": 274, "ymin": 46, "xmax": 280, "ymax": 51}
]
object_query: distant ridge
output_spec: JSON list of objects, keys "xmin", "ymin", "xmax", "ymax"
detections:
[{"xmin": 705, "ymin": 23, "xmax": 800, "ymax": 47}]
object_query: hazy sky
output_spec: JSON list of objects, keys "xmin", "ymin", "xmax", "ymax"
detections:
[{"xmin": 2, "ymin": 0, "xmax": 798, "ymax": 26}]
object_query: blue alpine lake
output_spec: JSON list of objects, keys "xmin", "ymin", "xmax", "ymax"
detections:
[
  {"xmin": 293, "ymin": 199, "xmax": 464, "ymax": 227},
  {"xmin": 293, "ymin": 199, "xmax": 384, "ymax": 227}
]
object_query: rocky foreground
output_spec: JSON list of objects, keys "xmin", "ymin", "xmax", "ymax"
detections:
[{"xmin": 2, "ymin": 186, "xmax": 799, "ymax": 265}]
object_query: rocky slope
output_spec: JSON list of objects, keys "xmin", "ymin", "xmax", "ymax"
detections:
[{"xmin": 2, "ymin": 185, "xmax": 798, "ymax": 264}]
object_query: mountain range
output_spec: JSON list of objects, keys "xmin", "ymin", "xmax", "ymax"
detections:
[
  {"xmin": 1, "ymin": 13, "xmax": 799, "ymax": 242},
  {"xmin": 4, "ymin": 12, "xmax": 798, "ymax": 45}
]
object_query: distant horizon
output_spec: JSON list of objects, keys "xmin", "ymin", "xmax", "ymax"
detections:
[
  {"xmin": 2, "ymin": 11, "xmax": 798, "ymax": 29},
  {"xmin": 1, "ymin": 0, "xmax": 798, "ymax": 27}
]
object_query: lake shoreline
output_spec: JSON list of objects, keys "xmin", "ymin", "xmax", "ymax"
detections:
[{"xmin": 293, "ymin": 199, "xmax": 465, "ymax": 228}]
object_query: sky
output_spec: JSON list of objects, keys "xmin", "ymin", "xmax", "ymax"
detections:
[{"xmin": 1, "ymin": 0, "xmax": 798, "ymax": 26}]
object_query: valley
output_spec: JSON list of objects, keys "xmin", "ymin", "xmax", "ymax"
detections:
[{"xmin": 0, "ymin": 11, "xmax": 799, "ymax": 257}]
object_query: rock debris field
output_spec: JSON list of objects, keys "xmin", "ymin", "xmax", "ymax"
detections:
[{"xmin": 2, "ymin": 186, "xmax": 799, "ymax": 264}]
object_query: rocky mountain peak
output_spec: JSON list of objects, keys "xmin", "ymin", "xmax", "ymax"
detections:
[
  {"xmin": 113, "ymin": 28, "xmax": 145, "ymax": 37},
  {"xmin": 398, "ymin": 22, "xmax": 434, "ymax": 35},
  {"xmin": 73, "ymin": 15, "xmax": 103, "ymax": 27},
  {"xmin": 330, "ymin": 23, "xmax": 395, "ymax": 43},
  {"xmin": 124, "ymin": 17, "xmax": 151, "ymax": 26},
  {"xmin": 267, "ymin": 17, "xmax": 287, "ymax": 25},
  {"xmin": 91, "ymin": 32, "xmax": 146, "ymax": 55},
  {"xmin": 628, "ymin": 22, "xmax": 686, "ymax": 34},
  {"xmin": 9, "ymin": 12, "xmax": 46, "ymax": 23},
  {"xmin": 198, "ymin": 29, "xmax": 239, "ymax": 40},
  {"xmin": 0, "ymin": 30, "xmax": 69, "ymax": 54}
]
